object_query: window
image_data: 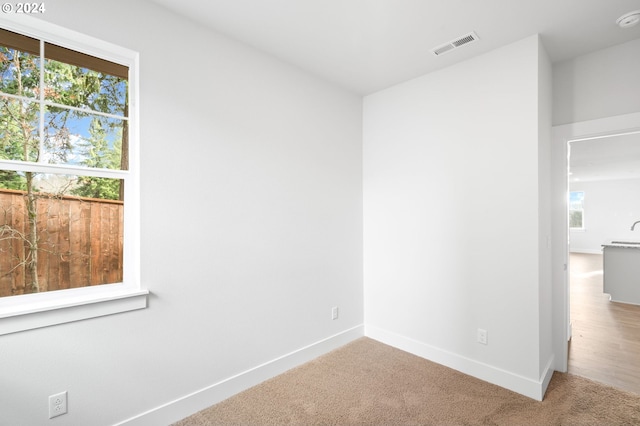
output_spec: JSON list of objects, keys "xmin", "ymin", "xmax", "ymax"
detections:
[
  {"xmin": 569, "ymin": 191, "xmax": 585, "ymax": 230},
  {"xmin": 0, "ymin": 17, "xmax": 146, "ymax": 334}
]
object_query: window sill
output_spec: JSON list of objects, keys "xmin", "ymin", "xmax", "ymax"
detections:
[{"xmin": 0, "ymin": 288, "xmax": 149, "ymax": 335}]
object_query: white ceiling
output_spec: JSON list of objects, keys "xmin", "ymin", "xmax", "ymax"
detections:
[
  {"xmin": 149, "ymin": 0, "xmax": 640, "ymax": 95},
  {"xmin": 570, "ymin": 132, "xmax": 640, "ymax": 183}
]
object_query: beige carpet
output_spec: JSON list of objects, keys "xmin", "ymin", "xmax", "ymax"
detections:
[{"xmin": 173, "ymin": 337, "xmax": 640, "ymax": 425}]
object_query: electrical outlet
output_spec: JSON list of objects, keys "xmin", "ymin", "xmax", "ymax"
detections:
[
  {"xmin": 48, "ymin": 391, "xmax": 67, "ymax": 419},
  {"xmin": 331, "ymin": 306, "xmax": 339, "ymax": 320},
  {"xmin": 477, "ymin": 328, "xmax": 488, "ymax": 345}
]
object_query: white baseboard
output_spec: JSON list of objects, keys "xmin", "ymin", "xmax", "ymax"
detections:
[
  {"xmin": 117, "ymin": 324, "xmax": 365, "ymax": 426},
  {"xmin": 365, "ymin": 325, "xmax": 553, "ymax": 401},
  {"xmin": 540, "ymin": 355, "xmax": 555, "ymax": 399}
]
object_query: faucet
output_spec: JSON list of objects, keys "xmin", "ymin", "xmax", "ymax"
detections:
[{"xmin": 632, "ymin": 221, "xmax": 640, "ymax": 231}]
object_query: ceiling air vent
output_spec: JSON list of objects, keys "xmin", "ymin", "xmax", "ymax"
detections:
[{"xmin": 431, "ymin": 32, "xmax": 479, "ymax": 56}]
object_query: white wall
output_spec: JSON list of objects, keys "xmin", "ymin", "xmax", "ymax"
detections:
[
  {"xmin": 553, "ymin": 38, "xmax": 640, "ymax": 126},
  {"xmin": 550, "ymin": 37, "xmax": 640, "ymax": 374},
  {"xmin": 363, "ymin": 35, "xmax": 553, "ymax": 400},
  {"xmin": 537, "ymin": 40, "xmax": 554, "ymax": 384},
  {"xmin": 569, "ymin": 178, "xmax": 640, "ymax": 253},
  {"xmin": 1, "ymin": 1, "xmax": 364, "ymax": 425}
]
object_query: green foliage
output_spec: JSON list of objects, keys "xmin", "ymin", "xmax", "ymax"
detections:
[
  {"xmin": 0, "ymin": 48, "xmax": 40, "ymax": 167},
  {"xmin": 44, "ymin": 58, "xmax": 127, "ymax": 116},
  {"xmin": 569, "ymin": 210, "xmax": 583, "ymax": 229},
  {"xmin": 72, "ymin": 118, "xmax": 122, "ymax": 200},
  {"xmin": 73, "ymin": 176, "xmax": 120, "ymax": 200},
  {"xmin": 0, "ymin": 45, "xmax": 127, "ymax": 199},
  {"xmin": 0, "ymin": 97, "xmax": 40, "ymax": 163},
  {"xmin": 0, "ymin": 170, "xmax": 26, "ymax": 190},
  {"xmin": 0, "ymin": 46, "xmax": 39, "ymax": 96}
]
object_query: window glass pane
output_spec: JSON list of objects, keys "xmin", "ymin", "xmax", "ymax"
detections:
[
  {"xmin": 569, "ymin": 210, "xmax": 583, "ymax": 228},
  {"xmin": 0, "ymin": 173, "xmax": 124, "ymax": 297},
  {"xmin": 0, "ymin": 46, "xmax": 39, "ymax": 98},
  {"xmin": 569, "ymin": 191, "xmax": 584, "ymax": 210},
  {"xmin": 44, "ymin": 107, "xmax": 125, "ymax": 170},
  {"xmin": 0, "ymin": 97, "xmax": 40, "ymax": 162},
  {"xmin": 44, "ymin": 57, "xmax": 128, "ymax": 116},
  {"xmin": 31, "ymin": 172, "xmax": 124, "ymax": 201},
  {"xmin": 569, "ymin": 191, "xmax": 584, "ymax": 229}
]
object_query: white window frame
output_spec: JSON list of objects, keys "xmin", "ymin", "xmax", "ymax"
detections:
[{"xmin": 0, "ymin": 15, "xmax": 147, "ymax": 335}]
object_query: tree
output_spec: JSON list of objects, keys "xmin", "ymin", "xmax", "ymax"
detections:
[
  {"xmin": 1, "ymin": 47, "xmax": 48, "ymax": 292},
  {"xmin": 72, "ymin": 118, "xmax": 122, "ymax": 200}
]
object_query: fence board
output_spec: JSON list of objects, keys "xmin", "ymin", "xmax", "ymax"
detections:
[
  {"xmin": 106, "ymin": 204, "xmax": 120, "ymax": 284},
  {"xmin": 43, "ymin": 197, "xmax": 61, "ymax": 292},
  {"xmin": 58, "ymin": 199, "xmax": 71, "ymax": 290},
  {"xmin": 12, "ymin": 197, "xmax": 26, "ymax": 295},
  {"xmin": 90, "ymin": 202, "xmax": 103, "ymax": 286},
  {"xmin": 69, "ymin": 201, "xmax": 90, "ymax": 287},
  {"xmin": 0, "ymin": 189, "xmax": 123, "ymax": 297}
]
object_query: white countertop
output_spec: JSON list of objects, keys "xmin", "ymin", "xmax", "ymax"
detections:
[{"xmin": 602, "ymin": 240, "xmax": 640, "ymax": 249}]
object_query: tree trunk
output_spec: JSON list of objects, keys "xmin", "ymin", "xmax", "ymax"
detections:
[
  {"xmin": 14, "ymin": 52, "xmax": 40, "ymax": 293},
  {"xmin": 24, "ymin": 172, "xmax": 39, "ymax": 293}
]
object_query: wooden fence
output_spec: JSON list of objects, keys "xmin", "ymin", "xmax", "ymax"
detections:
[{"xmin": 0, "ymin": 189, "xmax": 123, "ymax": 297}]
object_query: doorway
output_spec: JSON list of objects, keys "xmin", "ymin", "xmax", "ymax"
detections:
[
  {"xmin": 565, "ymin": 131, "xmax": 640, "ymax": 394},
  {"xmin": 550, "ymin": 112, "xmax": 640, "ymax": 377}
]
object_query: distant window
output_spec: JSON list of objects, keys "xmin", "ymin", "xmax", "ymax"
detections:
[{"xmin": 569, "ymin": 191, "xmax": 585, "ymax": 230}]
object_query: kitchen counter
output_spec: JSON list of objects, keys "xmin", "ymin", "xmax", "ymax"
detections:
[
  {"xmin": 601, "ymin": 240, "xmax": 640, "ymax": 249},
  {"xmin": 602, "ymin": 241, "xmax": 640, "ymax": 305}
]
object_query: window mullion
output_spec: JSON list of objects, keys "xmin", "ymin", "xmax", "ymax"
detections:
[
  {"xmin": 39, "ymin": 39, "xmax": 45, "ymax": 161},
  {"xmin": 0, "ymin": 159, "xmax": 129, "ymax": 179},
  {"xmin": 43, "ymin": 100, "xmax": 129, "ymax": 122}
]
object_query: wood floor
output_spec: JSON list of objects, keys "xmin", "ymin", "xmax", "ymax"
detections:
[{"xmin": 568, "ymin": 252, "xmax": 640, "ymax": 395}]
